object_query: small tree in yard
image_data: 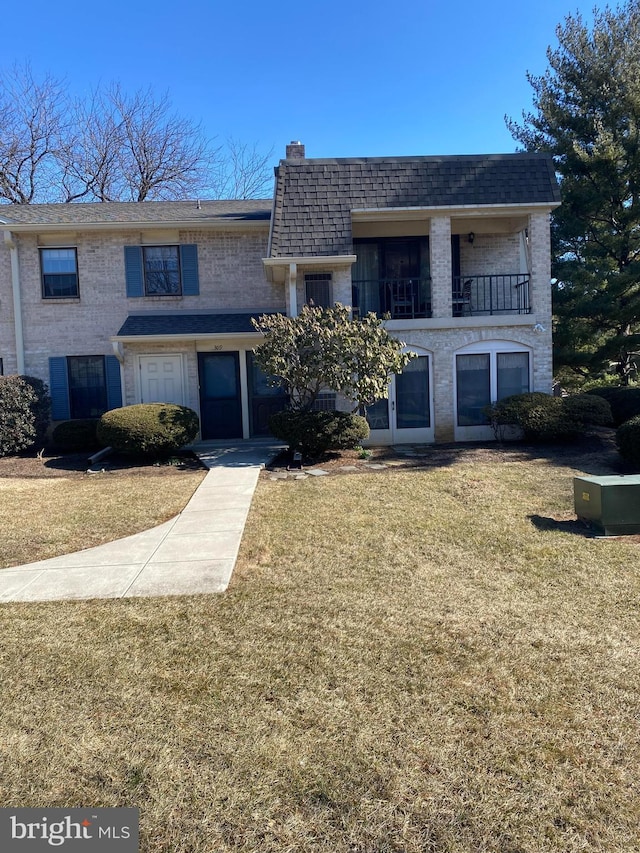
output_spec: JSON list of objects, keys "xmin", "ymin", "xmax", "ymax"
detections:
[{"xmin": 251, "ymin": 304, "xmax": 414, "ymax": 412}]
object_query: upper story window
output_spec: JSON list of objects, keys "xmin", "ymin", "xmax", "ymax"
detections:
[
  {"xmin": 124, "ymin": 244, "xmax": 200, "ymax": 298},
  {"xmin": 143, "ymin": 246, "xmax": 181, "ymax": 295},
  {"xmin": 305, "ymin": 273, "xmax": 332, "ymax": 308},
  {"xmin": 40, "ymin": 248, "xmax": 79, "ymax": 298}
]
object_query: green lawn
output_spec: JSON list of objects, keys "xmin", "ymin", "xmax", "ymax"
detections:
[{"xmin": 0, "ymin": 446, "xmax": 638, "ymax": 852}]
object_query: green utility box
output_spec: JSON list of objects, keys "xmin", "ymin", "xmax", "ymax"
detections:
[{"xmin": 574, "ymin": 474, "xmax": 640, "ymax": 535}]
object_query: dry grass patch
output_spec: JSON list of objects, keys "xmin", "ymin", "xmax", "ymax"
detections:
[
  {"xmin": 0, "ymin": 454, "xmax": 205, "ymax": 567},
  {"xmin": 0, "ymin": 444, "xmax": 639, "ymax": 851}
]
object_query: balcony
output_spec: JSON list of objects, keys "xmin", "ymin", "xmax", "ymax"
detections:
[
  {"xmin": 452, "ymin": 274, "xmax": 530, "ymax": 317},
  {"xmin": 352, "ymin": 277, "xmax": 432, "ymax": 320}
]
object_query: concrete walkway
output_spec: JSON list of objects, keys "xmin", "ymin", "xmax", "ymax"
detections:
[{"xmin": 0, "ymin": 442, "xmax": 284, "ymax": 604}]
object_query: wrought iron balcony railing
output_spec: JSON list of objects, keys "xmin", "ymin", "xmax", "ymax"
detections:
[
  {"xmin": 452, "ymin": 274, "xmax": 530, "ymax": 317},
  {"xmin": 351, "ymin": 278, "xmax": 432, "ymax": 320}
]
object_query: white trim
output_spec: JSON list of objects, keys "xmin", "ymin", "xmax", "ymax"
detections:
[
  {"xmin": 288, "ymin": 263, "xmax": 298, "ymax": 317},
  {"xmin": 3, "ymin": 231, "xmax": 25, "ymax": 374},
  {"xmin": 239, "ymin": 349, "xmax": 250, "ymax": 439},
  {"xmin": 111, "ymin": 331, "xmax": 264, "ymax": 344},
  {"xmin": 351, "ymin": 202, "xmax": 558, "ymax": 220},
  {"xmin": 263, "ymin": 254, "xmax": 357, "ymax": 266},
  {"xmin": 385, "ymin": 315, "xmax": 537, "ymax": 331},
  {"xmin": 3, "ymin": 219, "xmax": 270, "ymax": 233}
]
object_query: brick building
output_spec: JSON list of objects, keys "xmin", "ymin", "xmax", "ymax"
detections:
[{"xmin": 0, "ymin": 144, "xmax": 560, "ymax": 443}]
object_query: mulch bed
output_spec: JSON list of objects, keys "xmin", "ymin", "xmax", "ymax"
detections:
[
  {"xmin": 263, "ymin": 430, "xmax": 625, "ymax": 478},
  {"xmin": 0, "ymin": 449, "xmax": 206, "ymax": 479}
]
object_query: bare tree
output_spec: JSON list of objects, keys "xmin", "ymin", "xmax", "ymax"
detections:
[
  {"xmin": 59, "ymin": 88, "xmax": 124, "ymax": 202},
  {"xmin": 212, "ymin": 138, "xmax": 274, "ymax": 199},
  {"xmin": 0, "ymin": 67, "xmax": 274, "ymax": 204},
  {"xmin": 107, "ymin": 84, "xmax": 221, "ymax": 201},
  {"xmin": 0, "ymin": 64, "xmax": 67, "ymax": 203}
]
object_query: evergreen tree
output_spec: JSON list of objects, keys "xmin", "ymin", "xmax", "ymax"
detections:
[{"xmin": 508, "ymin": 1, "xmax": 640, "ymax": 384}]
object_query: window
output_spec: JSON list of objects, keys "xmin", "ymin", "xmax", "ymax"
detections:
[
  {"xmin": 40, "ymin": 248, "xmax": 79, "ymax": 298},
  {"xmin": 67, "ymin": 356, "xmax": 108, "ymax": 419},
  {"xmin": 143, "ymin": 246, "xmax": 181, "ymax": 295},
  {"xmin": 312, "ymin": 392, "xmax": 336, "ymax": 411},
  {"xmin": 456, "ymin": 348, "xmax": 530, "ymax": 427},
  {"xmin": 124, "ymin": 245, "xmax": 199, "ymax": 297},
  {"xmin": 497, "ymin": 352, "xmax": 530, "ymax": 400},
  {"xmin": 456, "ymin": 353, "xmax": 492, "ymax": 426},
  {"xmin": 49, "ymin": 355, "xmax": 122, "ymax": 421},
  {"xmin": 365, "ymin": 397, "xmax": 389, "ymax": 430},
  {"xmin": 305, "ymin": 273, "xmax": 332, "ymax": 308}
]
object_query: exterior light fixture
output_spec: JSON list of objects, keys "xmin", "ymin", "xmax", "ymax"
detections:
[{"xmin": 468, "ymin": 232, "xmax": 475, "ymax": 244}]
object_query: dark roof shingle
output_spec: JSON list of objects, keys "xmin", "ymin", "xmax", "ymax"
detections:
[
  {"xmin": 269, "ymin": 153, "xmax": 560, "ymax": 257},
  {"xmin": 115, "ymin": 312, "xmax": 273, "ymax": 338},
  {"xmin": 0, "ymin": 199, "xmax": 272, "ymax": 226}
]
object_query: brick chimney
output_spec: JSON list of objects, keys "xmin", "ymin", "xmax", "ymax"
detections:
[{"xmin": 285, "ymin": 140, "xmax": 305, "ymax": 160}]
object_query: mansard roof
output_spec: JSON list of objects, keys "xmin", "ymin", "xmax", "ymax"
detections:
[{"xmin": 269, "ymin": 153, "xmax": 560, "ymax": 258}]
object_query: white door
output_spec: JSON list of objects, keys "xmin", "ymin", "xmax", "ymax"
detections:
[
  {"xmin": 139, "ymin": 355, "xmax": 185, "ymax": 406},
  {"xmin": 366, "ymin": 354, "xmax": 434, "ymax": 444}
]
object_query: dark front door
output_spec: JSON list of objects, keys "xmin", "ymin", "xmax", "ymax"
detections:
[
  {"xmin": 247, "ymin": 352, "xmax": 287, "ymax": 436},
  {"xmin": 198, "ymin": 352, "xmax": 242, "ymax": 440}
]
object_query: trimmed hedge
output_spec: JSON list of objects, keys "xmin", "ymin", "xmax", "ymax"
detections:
[
  {"xmin": 616, "ymin": 415, "xmax": 640, "ymax": 468},
  {"xmin": 0, "ymin": 375, "xmax": 51, "ymax": 457},
  {"xmin": 488, "ymin": 391, "xmax": 613, "ymax": 443},
  {"xmin": 587, "ymin": 385, "xmax": 640, "ymax": 426},
  {"xmin": 52, "ymin": 419, "xmax": 101, "ymax": 452},
  {"xmin": 97, "ymin": 403, "xmax": 199, "ymax": 457},
  {"xmin": 562, "ymin": 393, "xmax": 613, "ymax": 427},
  {"xmin": 269, "ymin": 409, "xmax": 370, "ymax": 457}
]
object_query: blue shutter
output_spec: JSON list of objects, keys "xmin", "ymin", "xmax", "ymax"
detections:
[
  {"xmin": 49, "ymin": 357, "xmax": 70, "ymax": 421},
  {"xmin": 124, "ymin": 246, "xmax": 144, "ymax": 297},
  {"xmin": 180, "ymin": 244, "xmax": 199, "ymax": 295},
  {"xmin": 105, "ymin": 356, "xmax": 122, "ymax": 411}
]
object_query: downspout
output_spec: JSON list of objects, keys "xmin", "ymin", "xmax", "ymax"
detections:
[
  {"xmin": 3, "ymin": 230, "xmax": 25, "ymax": 375},
  {"xmin": 111, "ymin": 340, "xmax": 126, "ymax": 406}
]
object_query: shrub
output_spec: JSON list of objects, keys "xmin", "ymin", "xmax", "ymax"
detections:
[
  {"xmin": 616, "ymin": 415, "xmax": 640, "ymax": 468},
  {"xmin": 587, "ymin": 385, "xmax": 640, "ymax": 426},
  {"xmin": 488, "ymin": 391, "xmax": 611, "ymax": 443},
  {"xmin": 269, "ymin": 409, "xmax": 370, "ymax": 457},
  {"xmin": 0, "ymin": 375, "xmax": 51, "ymax": 457},
  {"xmin": 52, "ymin": 419, "xmax": 101, "ymax": 452},
  {"xmin": 21, "ymin": 376, "xmax": 51, "ymax": 446},
  {"xmin": 97, "ymin": 404, "xmax": 199, "ymax": 457},
  {"xmin": 562, "ymin": 393, "xmax": 613, "ymax": 427}
]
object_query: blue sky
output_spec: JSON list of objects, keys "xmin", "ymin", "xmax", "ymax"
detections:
[{"xmin": 4, "ymin": 0, "xmax": 597, "ymax": 165}]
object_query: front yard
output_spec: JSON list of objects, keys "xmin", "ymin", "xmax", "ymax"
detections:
[
  {"xmin": 0, "ymin": 438, "xmax": 638, "ymax": 851},
  {"xmin": 0, "ymin": 452, "xmax": 206, "ymax": 568}
]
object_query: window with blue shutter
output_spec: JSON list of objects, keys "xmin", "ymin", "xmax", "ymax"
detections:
[
  {"xmin": 125, "ymin": 244, "xmax": 199, "ymax": 296},
  {"xmin": 180, "ymin": 244, "xmax": 199, "ymax": 295},
  {"xmin": 49, "ymin": 355, "xmax": 122, "ymax": 420},
  {"xmin": 124, "ymin": 246, "xmax": 144, "ymax": 297},
  {"xmin": 49, "ymin": 357, "xmax": 71, "ymax": 421}
]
